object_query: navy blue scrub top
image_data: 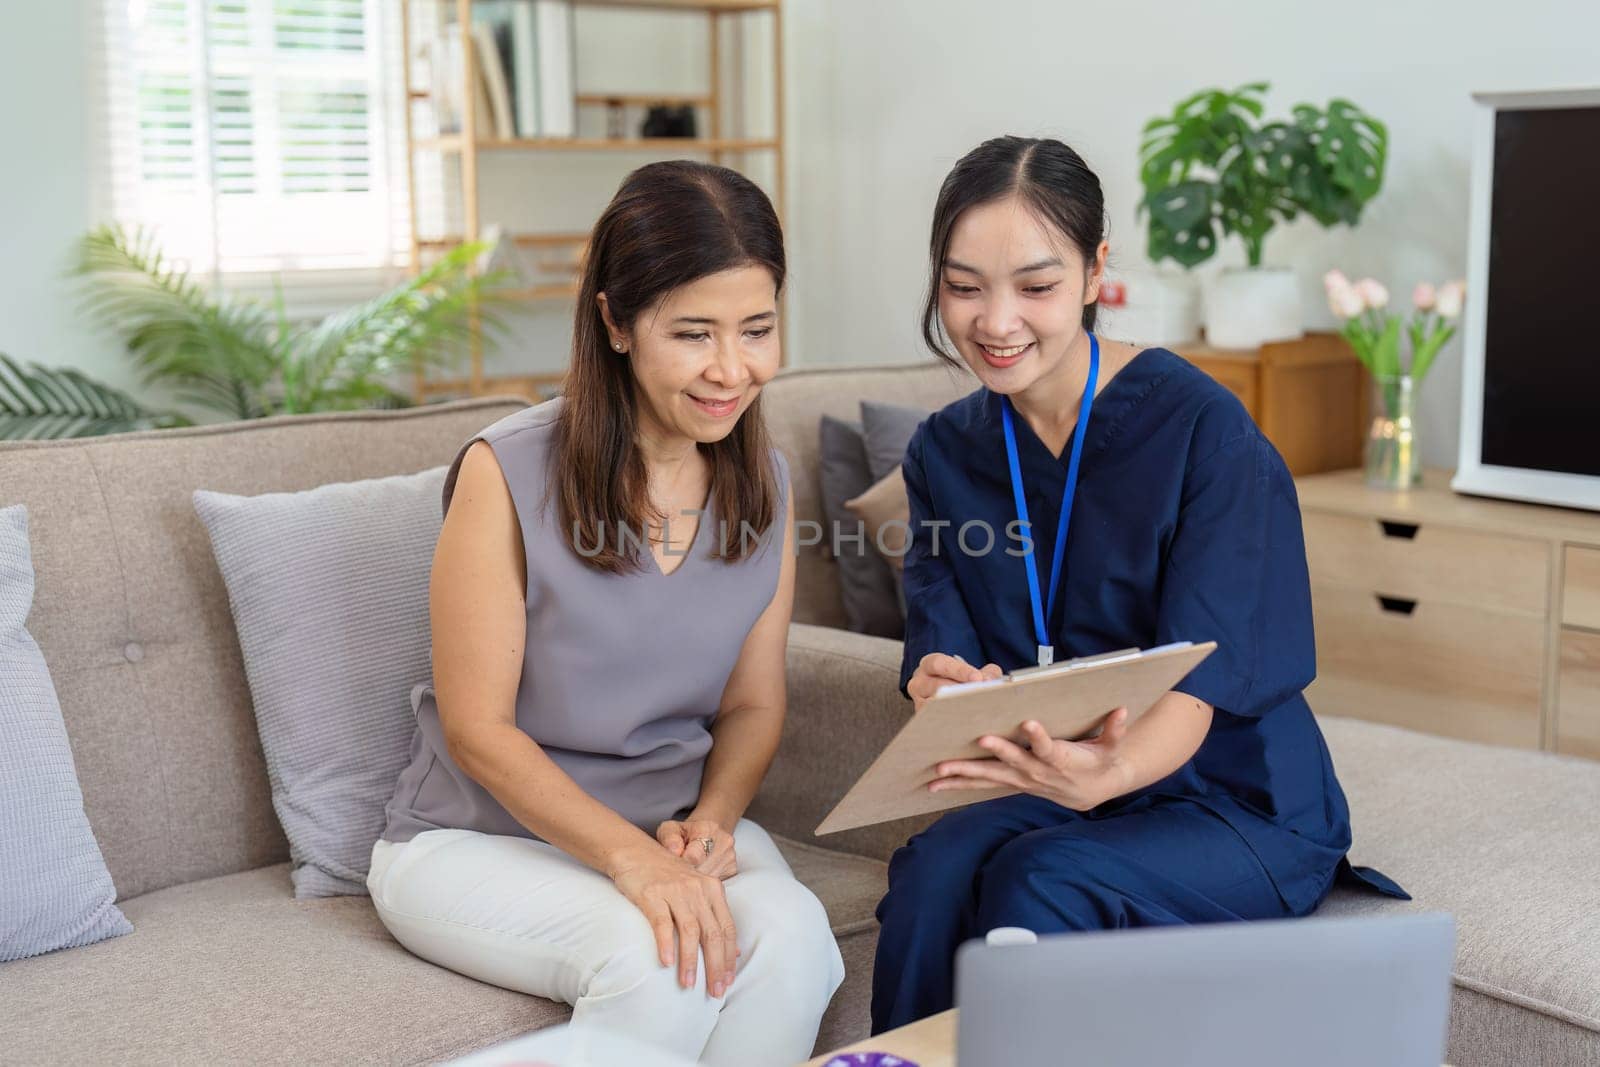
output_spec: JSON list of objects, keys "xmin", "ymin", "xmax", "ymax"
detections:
[{"xmin": 897, "ymin": 347, "xmax": 1406, "ymax": 913}]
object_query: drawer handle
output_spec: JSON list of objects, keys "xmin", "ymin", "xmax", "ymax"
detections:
[
  {"xmin": 1378, "ymin": 520, "xmax": 1420, "ymax": 540},
  {"xmin": 1376, "ymin": 594, "xmax": 1417, "ymax": 616}
]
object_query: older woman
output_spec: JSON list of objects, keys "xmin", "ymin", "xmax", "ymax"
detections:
[{"xmin": 369, "ymin": 161, "xmax": 843, "ymax": 1066}]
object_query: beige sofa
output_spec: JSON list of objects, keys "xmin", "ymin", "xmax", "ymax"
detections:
[{"xmin": 2, "ymin": 362, "xmax": 1597, "ymax": 1066}]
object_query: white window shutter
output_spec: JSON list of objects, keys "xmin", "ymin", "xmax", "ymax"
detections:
[{"xmin": 96, "ymin": 0, "xmax": 411, "ymax": 279}]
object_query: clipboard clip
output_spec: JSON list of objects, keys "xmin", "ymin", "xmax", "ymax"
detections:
[{"xmin": 1006, "ymin": 646, "xmax": 1143, "ymax": 680}]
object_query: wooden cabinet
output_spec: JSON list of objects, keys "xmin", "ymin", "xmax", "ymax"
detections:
[
  {"xmin": 1176, "ymin": 333, "xmax": 1364, "ymax": 476},
  {"xmin": 1297, "ymin": 468, "xmax": 1600, "ymax": 757}
]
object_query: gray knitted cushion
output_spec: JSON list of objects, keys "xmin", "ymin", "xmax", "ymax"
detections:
[
  {"xmin": 193, "ymin": 467, "xmax": 445, "ymax": 898},
  {"xmin": 0, "ymin": 505, "xmax": 133, "ymax": 961}
]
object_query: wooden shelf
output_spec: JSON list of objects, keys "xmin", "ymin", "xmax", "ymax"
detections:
[
  {"xmin": 416, "ymin": 136, "xmax": 775, "ymax": 154},
  {"xmin": 572, "ymin": 0, "xmax": 778, "ymax": 11},
  {"xmin": 475, "ymin": 136, "xmax": 777, "ymax": 153},
  {"xmin": 417, "ymin": 232, "xmax": 588, "ymax": 251},
  {"xmin": 576, "ymin": 92, "xmax": 714, "ymax": 108}
]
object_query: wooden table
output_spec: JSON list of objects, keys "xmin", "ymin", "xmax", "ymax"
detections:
[{"xmin": 802, "ymin": 1010, "xmax": 956, "ymax": 1066}]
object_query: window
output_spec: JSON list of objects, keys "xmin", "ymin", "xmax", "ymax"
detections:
[{"xmin": 97, "ymin": 0, "xmax": 411, "ymax": 277}]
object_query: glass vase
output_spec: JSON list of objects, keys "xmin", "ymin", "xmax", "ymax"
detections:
[{"xmin": 1364, "ymin": 374, "xmax": 1421, "ymax": 490}]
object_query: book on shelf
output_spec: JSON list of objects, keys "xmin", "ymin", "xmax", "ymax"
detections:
[
  {"xmin": 435, "ymin": 0, "xmax": 572, "ymax": 141},
  {"xmin": 509, "ymin": 1, "xmax": 540, "ymax": 137},
  {"xmin": 468, "ymin": 19, "xmax": 515, "ymax": 139},
  {"xmin": 427, "ymin": 26, "xmax": 464, "ymax": 133},
  {"xmin": 533, "ymin": 0, "xmax": 576, "ymax": 138}
]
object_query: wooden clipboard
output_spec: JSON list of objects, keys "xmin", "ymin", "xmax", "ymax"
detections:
[{"xmin": 814, "ymin": 641, "xmax": 1217, "ymax": 835}]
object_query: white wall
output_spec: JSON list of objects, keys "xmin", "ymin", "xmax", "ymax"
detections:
[
  {"xmin": 12, "ymin": 1, "xmax": 1598, "ymax": 465},
  {"xmin": 0, "ymin": 1, "xmax": 131, "ymax": 394},
  {"xmin": 780, "ymin": 0, "xmax": 1600, "ymax": 466}
]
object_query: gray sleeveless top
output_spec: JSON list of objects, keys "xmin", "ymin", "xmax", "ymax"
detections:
[{"xmin": 381, "ymin": 398, "xmax": 789, "ymax": 844}]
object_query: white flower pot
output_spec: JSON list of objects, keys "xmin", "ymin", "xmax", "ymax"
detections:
[
  {"xmin": 1203, "ymin": 266, "xmax": 1303, "ymax": 349},
  {"xmin": 1103, "ymin": 269, "xmax": 1202, "ymax": 347}
]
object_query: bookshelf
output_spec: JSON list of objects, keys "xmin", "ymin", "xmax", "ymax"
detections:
[{"xmin": 398, "ymin": 0, "xmax": 786, "ymax": 401}]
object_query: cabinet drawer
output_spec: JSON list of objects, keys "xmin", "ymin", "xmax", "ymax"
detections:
[
  {"xmin": 1563, "ymin": 546, "xmax": 1600, "ymax": 630},
  {"xmin": 1306, "ymin": 585, "xmax": 1543, "ymax": 748},
  {"xmin": 1303, "ymin": 510, "xmax": 1549, "ymax": 617},
  {"xmin": 1557, "ymin": 630, "xmax": 1600, "ymax": 761}
]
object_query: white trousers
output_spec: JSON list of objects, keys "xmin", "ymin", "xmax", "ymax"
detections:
[{"xmin": 367, "ymin": 819, "xmax": 845, "ymax": 1066}]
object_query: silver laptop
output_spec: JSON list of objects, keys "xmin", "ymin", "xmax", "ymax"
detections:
[{"xmin": 955, "ymin": 913, "xmax": 1455, "ymax": 1067}]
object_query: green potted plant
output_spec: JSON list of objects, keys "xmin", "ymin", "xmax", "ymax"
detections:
[
  {"xmin": 1138, "ymin": 82, "xmax": 1388, "ymax": 348},
  {"xmin": 73, "ymin": 225, "xmax": 505, "ymax": 422}
]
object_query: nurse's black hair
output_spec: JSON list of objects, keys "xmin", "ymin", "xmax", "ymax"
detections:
[{"xmin": 921, "ymin": 136, "xmax": 1107, "ymax": 365}]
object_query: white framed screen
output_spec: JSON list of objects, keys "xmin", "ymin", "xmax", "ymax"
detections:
[{"xmin": 1452, "ymin": 86, "xmax": 1600, "ymax": 512}]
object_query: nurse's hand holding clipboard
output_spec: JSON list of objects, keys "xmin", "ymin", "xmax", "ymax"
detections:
[
  {"xmin": 926, "ymin": 708, "xmax": 1135, "ymax": 811},
  {"xmin": 907, "ymin": 652, "xmax": 1133, "ymax": 810}
]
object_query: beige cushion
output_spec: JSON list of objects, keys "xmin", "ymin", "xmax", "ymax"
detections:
[
  {"xmin": 845, "ymin": 468, "xmax": 910, "ymax": 573},
  {"xmin": 0, "ymin": 399, "xmax": 527, "ymax": 901},
  {"xmin": 761, "ymin": 362, "xmax": 976, "ymax": 629},
  {"xmin": 0, "ymin": 834, "xmax": 888, "ymax": 1064}
]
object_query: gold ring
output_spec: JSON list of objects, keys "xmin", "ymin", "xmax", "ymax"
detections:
[{"xmin": 701, "ymin": 837, "xmax": 715, "ymax": 856}]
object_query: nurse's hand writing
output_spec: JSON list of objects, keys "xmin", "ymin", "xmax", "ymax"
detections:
[
  {"xmin": 907, "ymin": 653, "xmax": 1003, "ymax": 713},
  {"xmin": 927, "ymin": 708, "xmax": 1135, "ymax": 811}
]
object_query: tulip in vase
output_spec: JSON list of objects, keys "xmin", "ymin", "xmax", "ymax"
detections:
[{"xmin": 1325, "ymin": 271, "xmax": 1465, "ymax": 490}]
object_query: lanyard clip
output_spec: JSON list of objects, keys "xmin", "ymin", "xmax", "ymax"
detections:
[{"xmin": 1037, "ymin": 644, "xmax": 1054, "ymax": 668}]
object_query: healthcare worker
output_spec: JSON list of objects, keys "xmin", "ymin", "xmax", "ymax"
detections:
[{"xmin": 870, "ymin": 136, "xmax": 1407, "ymax": 1035}]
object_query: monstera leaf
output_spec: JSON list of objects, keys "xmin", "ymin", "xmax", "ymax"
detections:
[
  {"xmin": 0, "ymin": 353, "xmax": 190, "ymax": 440},
  {"xmin": 1291, "ymin": 100, "xmax": 1388, "ymax": 227},
  {"xmin": 1138, "ymin": 83, "xmax": 1387, "ymax": 269},
  {"xmin": 1139, "ymin": 83, "xmax": 1268, "ymax": 188},
  {"xmin": 1141, "ymin": 181, "xmax": 1220, "ymax": 268}
]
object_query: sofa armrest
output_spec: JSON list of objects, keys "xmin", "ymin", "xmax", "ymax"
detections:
[{"xmin": 747, "ymin": 623, "xmax": 938, "ymax": 864}]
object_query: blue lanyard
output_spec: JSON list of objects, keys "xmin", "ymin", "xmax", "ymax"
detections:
[{"xmin": 1000, "ymin": 332, "xmax": 1099, "ymax": 667}]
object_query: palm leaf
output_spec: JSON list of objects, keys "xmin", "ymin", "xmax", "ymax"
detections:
[
  {"xmin": 73, "ymin": 224, "xmax": 278, "ymax": 420},
  {"xmin": 72, "ymin": 227, "xmax": 505, "ymax": 420},
  {"xmin": 0, "ymin": 353, "xmax": 190, "ymax": 440},
  {"xmin": 284, "ymin": 243, "xmax": 508, "ymax": 413}
]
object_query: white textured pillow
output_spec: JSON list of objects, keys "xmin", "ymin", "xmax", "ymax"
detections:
[
  {"xmin": 1, "ymin": 505, "xmax": 133, "ymax": 960},
  {"xmin": 193, "ymin": 467, "xmax": 445, "ymax": 898}
]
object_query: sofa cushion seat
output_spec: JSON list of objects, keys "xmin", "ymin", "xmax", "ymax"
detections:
[
  {"xmin": 1316, "ymin": 716, "xmax": 1600, "ymax": 1064},
  {"xmin": 2, "ymin": 835, "xmax": 890, "ymax": 1065}
]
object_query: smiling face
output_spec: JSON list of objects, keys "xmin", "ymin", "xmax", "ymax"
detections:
[
  {"xmin": 601, "ymin": 264, "xmax": 781, "ymax": 449},
  {"xmin": 938, "ymin": 196, "xmax": 1106, "ymax": 395}
]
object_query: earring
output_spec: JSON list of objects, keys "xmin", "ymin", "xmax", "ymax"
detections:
[{"xmin": 614, "ymin": 342, "xmax": 625, "ymax": 352}]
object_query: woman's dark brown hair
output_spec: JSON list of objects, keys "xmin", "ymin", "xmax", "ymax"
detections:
[
  {"xmin": 921, "ymin": 136, "xmax": 1107, "ymax": 366},
  {"xmin": 552, "ymin": 160, "xmax": 785, "ymax": 574}
]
